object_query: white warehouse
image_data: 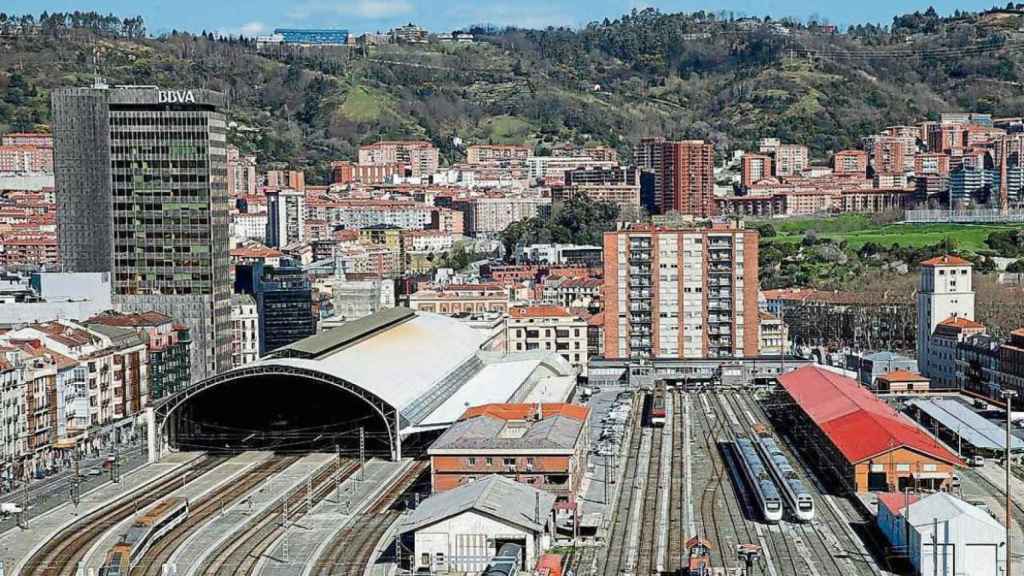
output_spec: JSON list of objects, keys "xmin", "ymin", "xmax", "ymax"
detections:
[
  {"xmin": 876, "ymin": 491, "xmax": 1006, "ymax": 576},
  {"xmin": 399, "ymin": 475, "xmax": 555, "ymax": 574}
]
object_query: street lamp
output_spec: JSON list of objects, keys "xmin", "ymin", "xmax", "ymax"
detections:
[{"xmin": 1002, "ymin": 389, "xmax": 1017, "ymax": 576}]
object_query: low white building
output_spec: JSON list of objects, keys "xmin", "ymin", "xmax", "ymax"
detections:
[
  {"xmin": 876, "ymin": 491, "xmax": 1006, "ymax": 576},
  {"xmin": 399, "ymin": 475, "xmax": 555, "ymax": 574}
]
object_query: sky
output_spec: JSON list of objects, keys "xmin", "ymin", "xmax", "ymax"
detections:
[{"xmin": 4, "ymin": 1, "xmax": 1001, "ymax": 37}]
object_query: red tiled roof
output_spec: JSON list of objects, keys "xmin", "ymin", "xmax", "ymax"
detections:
[
  {"xmin": 777, "ymin": 366, "xmax": 960, "ymax": 466},
  {"xmin": 920, "ymin": 255, "xmax": 971, "ymax": 267},
  {"xmin": 878, "ymin": 369, "xmax": 927, "ymax": 383},
  {"xmin": 460, "ymin": 403, "xmax": 589, "ymax": 422},
  {"xmin": 876, "ymin": 492, "xmax": 920, "ymax": 516},
  {"xmin": 937, "ymin": 316, "xmax": 985, "ymax": 330}
]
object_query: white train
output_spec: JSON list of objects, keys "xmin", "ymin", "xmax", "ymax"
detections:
[
  {"xmin": 734, "ymin": 437, "xmax": 783, "ymax": 523},
  {"xmin": 754, "ymin": 433, "xmax": 815, "ymax": 521},
  {"xmin": 99, "ymin": 497, "xmax": 190, "ymax": 575}
]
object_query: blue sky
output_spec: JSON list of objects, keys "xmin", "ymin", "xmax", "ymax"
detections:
[{"xmin": 5, "ymin": 1, "xmax": 1000, "ymax": 36}]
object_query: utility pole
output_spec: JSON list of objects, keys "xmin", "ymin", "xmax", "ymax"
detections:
[{"xmin": 1003, "ymin": 389, "xmax": 1017, "ymax": 576}]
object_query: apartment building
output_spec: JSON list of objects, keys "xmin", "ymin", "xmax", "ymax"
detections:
[
  {"xmin": 741, "ymin": 153, "xmax": 773, "ymax": 188},
  {"xmin": 759, "ymin": 139, "xmax": 808, "ymax": 177},
  {"xmin": 324, "ymin": 199, "xmax": 434, "ymax": 230},
  {"xmin": 358, "ymin": 140, "xmax": 439, "ymax": 177},
  {"xmin": 226, "ymin": 146, "xmax": 257, "ymax": 197},
  {"xmin": 230, "ymin": 294, "xmax": 260, "ymax": 368},
  {"xmin": 330, "ymin": 161, "xmax": 403, "ymax": 184},
  {"xmin": 0, "ymin": 145, "xmax": 53, "ymax": 173},
  {"xmin": 635, "ymin": 138, "xmax": 715, "ymax": 216},
  {"xmin": 87, "ymin": 311, "xmax": 191, "ymax": 400},
  {"xmin": 409, "ymin": 283, "xmax": 511, "ymax": 315},
  {"xmin": 266, "ymin": 188, "xmax": 305, "ymax": 248},
  {"xmin": 456, "ymin": 196, "xmax": 549, "ymax": 237},
  {"xmin": 832, "ymin": 150, "xmax": 868, "ymax": 176},
  {"xmin": 603, "ymin": 223, "xmax": 760, "ymax": 360},
  {"xmin": 466, "ymin": 144, "xmax": 531, "ymax": 164},
  {"xmin": 506, "ymin": 306, "xmax": 589, "ymax": 374}
]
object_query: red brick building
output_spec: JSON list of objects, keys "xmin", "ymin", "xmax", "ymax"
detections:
[
  {"xmin": 428, "ymin": 403, "xmax": 590, "ymax": 506},
  {"xmin": 634, "ymin": 138, "xmax": 716, "ymax": 216}
]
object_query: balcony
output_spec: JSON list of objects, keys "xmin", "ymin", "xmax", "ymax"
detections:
[
  {"xmin": 630, "ymin": 290, "xmax": 652, "ymax": 299},
  {"xmin": 629, "ymin": 252, "xmax": 652, "ymax": 262},
  {"xmin": 629, "ymin": 266, "xmax": 652, "ymax": 276}
]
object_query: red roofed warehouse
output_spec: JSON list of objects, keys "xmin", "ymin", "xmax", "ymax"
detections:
[{"xmin": 773, "ymin": 366, "xmax": 959, "ymax": 492}]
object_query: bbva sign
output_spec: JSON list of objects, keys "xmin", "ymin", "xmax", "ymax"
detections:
[{"xmin": 158, "ymin": 90, "xmax": 196, "ymax": 104}]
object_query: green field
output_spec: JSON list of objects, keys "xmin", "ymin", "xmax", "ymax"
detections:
[{"xmin": 759, "ymin": 214, "xmax": 1024, "ymax": 252}]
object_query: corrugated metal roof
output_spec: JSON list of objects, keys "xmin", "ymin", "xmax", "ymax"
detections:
[
  {"xmin": 268, "ymin": 307, "xmax": 415, "ymax": 359},
  {"xmin": 778, "ymin": 366, "xmax": 960, "ymax": 466},
  {"xmin": 400, "ymin": 475, "xmax": 555, "ymax": 534},
  {"xmin": 907, "ymin": 398, "xmax": 1024, "ymax": 451}
]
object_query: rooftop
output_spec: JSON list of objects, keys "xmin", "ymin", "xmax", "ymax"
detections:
[
  {"xmin": 400, "ymin": 475, "xmax": 555, "ymax": 535},
  {"xmin": 877, "ymin": 369, "xmax": 927, "ymax": 382},
  {"xmin": 920, "ymin": 255, "xmax": 972, "ymax": 267},
  {"xmin": 430, "ymin": 402, "xmax": 588, "ymax": 452},
  {"xmin": 777, "ymin": 366, "xmax": 960, "ymax": 466}
]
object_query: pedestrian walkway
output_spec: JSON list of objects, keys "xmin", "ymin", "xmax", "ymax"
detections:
[
  {"xmin": 80, "ymin": 452, "xmax": 275, "ymax": 570},
  {"xmin": 171, "ymin": 452, "xmax": 336, "ymax": 576},
  {"xmin": 254, "ymin": 458, "xmax": 410, "ymax": 576},
  {"xmin": 1, "ymin": 451, "xmax": 203, "ymax": 574}
]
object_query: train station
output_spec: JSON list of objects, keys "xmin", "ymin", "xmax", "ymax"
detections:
[{"xmin": 154, "ymin": 308, "xmax": 577, "ymax": 459}]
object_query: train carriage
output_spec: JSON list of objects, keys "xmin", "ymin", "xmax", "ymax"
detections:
[
  {"xmin": 753, "ymin": 431, "xmax": 815, "ymax": 521},
  {"xmin": 98, "ymin": 497, "xmax": 189, "ymax": 575},
  {"xmin": 649, "ymin": 382, "xmax": 666, "ymax": 427},
  {"xmin": 733, "ymin": 437, "xmax": 783, "ymax": 523},
  {"xmin": 482, "ymin": 543, "xmax": 523, "ymax": 576}
]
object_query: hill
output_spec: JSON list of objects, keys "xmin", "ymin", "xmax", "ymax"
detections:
[{"xmin": 4, "ymin": 7, "xmax": 1024, "ymax": 182}]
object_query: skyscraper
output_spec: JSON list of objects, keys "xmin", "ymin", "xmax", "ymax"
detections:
[
  {"xmin": 234, "ymin": 260, "xmax": 316, "ymax": 355},
  {"xmin": 52, "ymin": 85, "xmax": 231, "ymax": 382},
  {"xmin": 634, "ymin": 138, "xmax": 715, "ymax": 217}
]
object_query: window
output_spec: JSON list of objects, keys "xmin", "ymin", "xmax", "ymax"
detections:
[
  {"xmin": 468, "ymin": 457, "xmax": 476, "ymax": 466},
  {"xmin": 504, "ymin": 457, "xmax": 516, "ymax": 466},
  {"xmin": 895, "ymin": 463, "xmax": 910, "ymax": 472},
  {"xmin": 870, "ymin": 464, "xmax": 884, "ymax": 472},
  {"xmin": 485, "ymin": 457, "xmax": 493, "ymax": 466},
  {"xmin": 922, "ymin": 463, "xmax": 937, "ymax": 472},
  {"xmin": 422, "ymin": 554, "xmax": 431, "ymax": 567},
  {"xmin": 527, "ymin": 457, "xmax": 535, "ymax": 466}
]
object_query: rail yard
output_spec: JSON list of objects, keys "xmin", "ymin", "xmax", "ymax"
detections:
[{"xmin": 3, "ymin": 382, "xmax": 1020, "ymax": 576}]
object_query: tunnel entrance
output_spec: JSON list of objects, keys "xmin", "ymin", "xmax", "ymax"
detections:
[{"xmin": 166, "ymin": 372, "xmax": 395, "ymax": 458}]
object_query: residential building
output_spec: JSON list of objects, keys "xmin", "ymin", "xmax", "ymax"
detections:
[
  {"xmin": 226, "ymin": 146, "xmax": 257, "ymax": 197},
  {"xmin": 760, "ymin": 140, "xmax": 809, "ymax": 177},
  {"xmin": 330, "ymin": 161, "xmax": 402, "ymax": 184},
  {"xmin": 741, "ymin": 153, "xmax": 773, "ymax": 188},
  {"xmin": 232, "ymin": 212, "xmax": 268, "ymax": 243},
  {"xmin": 956, "ymin": 332, "xmax": 1002, "ymax": 400},
  {"xmin": 757, "ymin": 312, "xmax": 788, "ymax": 355},
  {"xmin": 832, "ymin": 150, "xmax": 868, "ymax": 176},
  {"xmin": 846, "ymin": 351, "xmax": 918, "ymax": 388},
  {"xmin": 998, "ymin": 328, "xmax": 1024, "ymax": 403},
  {"xmin": 358, "ymin": 141, "xmax": 439, "ymax": 177},
  {"xmin": 230, "ymin": 294, "xmax": 260, "ymax": 368},
  {"xmin": 466, "ymin": 144, "xmax": 531, "ymax": 164},
  {"xmin": 399, "ymin": 475, "xmax": 556, "ymax": 574},
  {"xmin": 603, "ymin": 223, "xmax": 760, "ymax": 360},
  {"xmin": 506, "ymin": 306, "xmax": 589, "ymax": 374},
  {"xmin": 266, "ymin": 188, "xmax": 305, "ymax": 248},
  {"xmin": 916, "ymin": 255, "xmax": 975, "ymax": 381},
  {"xmin": 428, "ymin": 403, "xmax": 590, "ymax": 506},
  {"xmin": 235, "ymin": 260, "xmax": 316, "ymax": 355},
  {"xmin": 409, "ymin": 283, "xmax": 511, "ymax": 315},
  {"xmin": 0, "ymin": 145, "xmax": 53, "ymax": 173},
  {"xmin": 52, "ymin": 85, "xmax": 232, "ymax": 382},
  {"xmin": 457, "ymin": 196, "xmax": 549, "ymax": 237},
  {"xmin": 516, "ymin": 244, "xmax": 603, "ymax": 267},
  {"xmin": 914, "ymin": 153, "xmax": 950, "ymax": 176},
  {"xmin": 87, "ymin": 311, "xmax": 191, "ymax": 400},
  {"xmin": 928, "ymin": 317, "xmax": 987, "ymax": 389},
  {"xmin": 634, "ymin": 138, "xmax": 715, "ymax": 216},
  {"xmin": 390, "ymin": 23, "xmax": 429, "ymax": 44},
  {"xmin": 329, "ymin": 277, "xmax": 395, "ymax": 322},
  {"xmin": 265, "ymin": 170, "xmax": 305, "ymax": 192}
]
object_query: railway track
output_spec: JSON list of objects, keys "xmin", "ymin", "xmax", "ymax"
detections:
[
  {"xmin": 600, "ymin": 393, "xmax": 643, "ymax": 576},
  {"xmin": 22, "ymin": 454, "xmax": 227, "ymax": 576},
  {"xmin": 666, "ymin": 391, "xmax": 684, "ymax": 574},
  {"xmin": 196, "ymin": 457, "xmax": 353, "ymax": 576},
  {"xmin": 312, "ymin": 460, "xmax": 429, "ymax": 576},
  {"xmin": 635, "ymin": 412, "xmax": 663, "ymax": 576},
  {"xmin": 131, "ymin": 455, "xmax": 304, "ymax": 576},
  {"xmin": 732, "ymin": 390, "xmax": 881, "ymax": 576}
]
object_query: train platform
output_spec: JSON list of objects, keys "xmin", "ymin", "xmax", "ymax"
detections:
[
  {"xmin": 1, "ymin": 451, "xmax": 204, "ymax": 574},
  {"xmin": 170, "ymin": 452, "xmax": 336, "ymax": 576},
  {"xmin": 254, "ymin": 458, "xmax": 411, "ymax": 576},
  {"xmin": 79, "ymin": 451, "xmax": 275, "ymax": 570},
  {"xmin": 967, "ymin": 464, "xmax": 1024, "ymax": 573},
  {"xmin": 577, "ymin": 387, "xmax": 630, "ymax": 531}
]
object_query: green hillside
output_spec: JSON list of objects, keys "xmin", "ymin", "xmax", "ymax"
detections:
[{"xmin": 4, "ymin": 7, "xmax": 1024, "ymax": 183}]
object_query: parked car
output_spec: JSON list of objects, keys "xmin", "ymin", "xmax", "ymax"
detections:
[
  {"xmin": 87, "ymin": 467, "xmax": 102, "ymax": 476},
  {"xmin": 969, "ymin": 455, "xmax": 985, "ymax": 467}
]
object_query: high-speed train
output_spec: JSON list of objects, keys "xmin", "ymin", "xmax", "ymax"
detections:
[
  {"xmin": 98, "ymin": 497, "xmax": 190, "ymax": 575},
  {"xmin": 754, "ymin": 432, "xmax": 815, "ymax": 521},
  {"xmin": 733, "ymin": 437, "xmax": 783, "ymax": 523}
]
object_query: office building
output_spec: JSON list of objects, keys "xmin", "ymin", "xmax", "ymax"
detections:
[
  {"xmin": 266, "ymin": 188, "xmax": 305, "ymax": 248},
  {"xmin": 235, "ymin": 259, "xmax": 316, "ymax": 355},
  {"xmin": 52, "ymin": 85, "xmax": 231, "ymax": 381},
  {"xmin": 603, "ymin": 223, "xmax": 759, "ymax": 360},
  {"xmin": 634, "ymin": 138, "xmax": 715, "ymax": 216}
]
